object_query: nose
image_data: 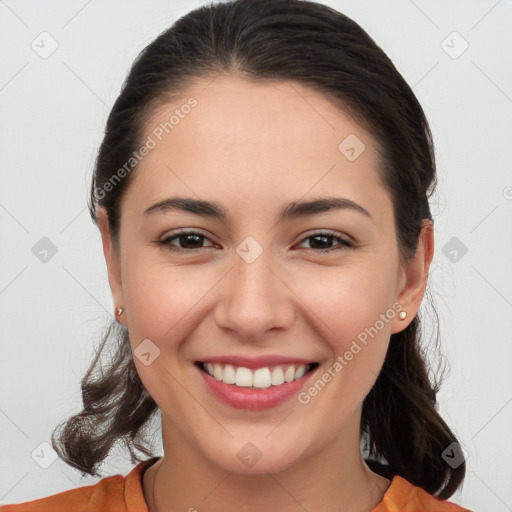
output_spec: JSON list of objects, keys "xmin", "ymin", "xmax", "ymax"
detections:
[{"xmin": 213, "ymin": 244, "xmax": 295, "ymax": 342}]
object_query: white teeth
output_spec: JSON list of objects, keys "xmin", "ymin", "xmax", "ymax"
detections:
[
  {"xmin": 284, "ymin": 365, "xmax": 295, "ymax": 383},
  {"xmin": 235, "ymin": 367, "xmax": 253, "ymax": 387},
  {"xmin": 223, "ymin": 364, "xmax": 236, "ymax": 384},
  {"xmin": 201, "ymin": 362, "xmax": 313, "ymax": 388},
  {"xmin": 213, "ymin": 363, "xmax": 223, "ymax": 381},
  {"xmin": 253, "ymin": 368, "xmax": 272, "ymax": 388},
  {"xmin": 295, "ymin": 364, "xmax": 306, "ymax": 379},
  {"xmin": 271, "ymin": 366, "xmax": 284, "ymax": 385}
]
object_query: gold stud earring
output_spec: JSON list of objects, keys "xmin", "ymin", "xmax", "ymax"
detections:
[
  {"xmin": 115, "ymin": 306, "xmax": 124, "ymax": 316},
  {"xmin": 399, "ymin": 310, "xmax": 407, "ymax": 320}
]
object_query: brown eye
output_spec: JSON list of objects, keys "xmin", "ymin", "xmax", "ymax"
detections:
[
  {"xmin": 156, "ymin": 231, "xmax": 215, "ymax": 252},
  {"xmin": 297, "ymin": 232, "xmax": 353, "ymax": 252}
]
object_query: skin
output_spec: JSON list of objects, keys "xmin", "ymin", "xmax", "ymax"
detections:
[{"xmin": 97, "ymin": 74, "xmax": 434, "ymax": 512}]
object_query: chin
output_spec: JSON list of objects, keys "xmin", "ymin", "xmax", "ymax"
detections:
[{"xmin": 202, "ymin": 437, "xmax": 304, "ymax": 476}]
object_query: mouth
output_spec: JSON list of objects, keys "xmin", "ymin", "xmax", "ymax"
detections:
[{"xmin": 194, "ymin": 361, "xmax": 320, "ymax": 390}]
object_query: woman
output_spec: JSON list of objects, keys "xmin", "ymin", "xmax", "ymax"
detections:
[{"xmin": 1, "ymin": 0, "xmax": 471, "ymax": 510}]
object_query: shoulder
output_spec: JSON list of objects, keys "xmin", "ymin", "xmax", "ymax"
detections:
[
  {"xmin": 373, "ymin": 474, "xmax": 472, "ymax": 512},
  {"xmin": 0, "ymin": 458, "xmax": 159, "ymax": 512}
]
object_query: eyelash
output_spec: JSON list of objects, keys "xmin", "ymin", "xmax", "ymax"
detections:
[{"xmin": 155, "ymin": 229, "xmax": 354, "ymax": 254}]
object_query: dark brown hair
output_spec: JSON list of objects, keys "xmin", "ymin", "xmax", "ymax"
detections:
[{"xmin": 51, "ymin": 0, "xmax": 466, "ymax": 499}]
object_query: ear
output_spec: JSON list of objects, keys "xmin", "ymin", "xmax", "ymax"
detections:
[
  {"xmin": 97, "ymin": 208, "xmax": 125, "ymax": 323},
  {"xmin": 391, "ymin": 219, "xmax": 434, "ymax": 334}
]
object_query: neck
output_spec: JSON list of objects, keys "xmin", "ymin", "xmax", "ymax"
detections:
[{"xmin": 144, "ymin": 414, "xmax": 391, "ymax": 512}]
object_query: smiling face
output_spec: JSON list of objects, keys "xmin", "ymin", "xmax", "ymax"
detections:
[{"xmin": 98, "ymin": 75, "xmax": 432, "ymax": 475}]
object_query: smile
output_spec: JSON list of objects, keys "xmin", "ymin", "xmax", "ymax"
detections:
[{"xmin": 196, "ymin": 361, "xmax": 319, "ymax": 389}]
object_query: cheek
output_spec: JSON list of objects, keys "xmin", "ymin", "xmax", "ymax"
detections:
[
  {"xmin": 120, "ymin": 257, "xmax": 211, "ymax": 411},
  {"xmin": 123, "ymin": 247, "xmax": 399, "ymax": 349},
  {"xmin": 122, "ymin": 252, "xmax": 215, "ymax": 342},
  {"xmin": 293, "ymin": 280, "xmax": 395, "ymax": 430},
  {"xmin": 294, "ymin": 261, "xmax": 398, "ymax": 345},
  {"xmin": 291, "ymin": 262, "xmax": 398, "ymax": 401}
]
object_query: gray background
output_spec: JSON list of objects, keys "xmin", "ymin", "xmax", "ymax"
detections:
[{"xmin": 1, "ymin": 1, "xmax": 511, "ymax": 510}]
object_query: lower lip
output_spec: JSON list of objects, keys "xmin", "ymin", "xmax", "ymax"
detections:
[{"xmin": 196, "ymin": 363, "xmax": 317, "ymax": 410}]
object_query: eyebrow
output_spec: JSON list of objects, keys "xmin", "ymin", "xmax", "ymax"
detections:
[{"xmin": 143, "ymin": 196, "xmax": 372, "ymax": 221}]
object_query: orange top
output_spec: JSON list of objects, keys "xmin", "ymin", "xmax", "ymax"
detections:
[{"xmin": 0, "ymin": 457, "xmax": 471, "ymax": 512}]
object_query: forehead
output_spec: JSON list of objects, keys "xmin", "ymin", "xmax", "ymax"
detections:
[{"xmin": 124, "ymin": 75, "xmax": 389, "ymax": 217}]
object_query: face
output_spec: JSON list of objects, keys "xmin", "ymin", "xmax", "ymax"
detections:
[{"xmin": 99, "ymin": 75, "xmax": 432, "ymax": 475}]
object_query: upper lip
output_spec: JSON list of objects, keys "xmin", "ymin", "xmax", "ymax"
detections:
[{"xmin": 196, "ymin": 355, "xmax": 317, "ymax": 369}]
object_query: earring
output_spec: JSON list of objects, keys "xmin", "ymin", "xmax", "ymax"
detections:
[
  {"xmin": 115, "ymin": 306, "xmax": 124, "ymax": 316},
  {"xmin": 399, "ymin": 310, "xmax": 407, "ymax": 320}
]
